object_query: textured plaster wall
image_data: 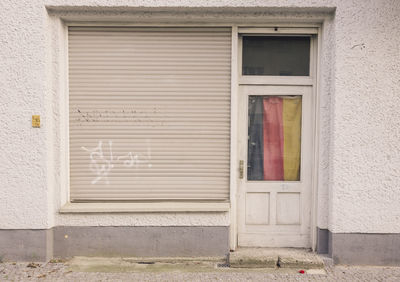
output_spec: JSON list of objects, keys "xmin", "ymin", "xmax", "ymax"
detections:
[
  {"xmin": 0, "ymin": 1, "xmax": 49, "ymax": 229},
  {"xmin": 328, "ymin": 0, "xmax": 400, "ymax": 233},
  {"xmin": 0, "ymin": 0, "xmax": 399, "ymax": 233}
]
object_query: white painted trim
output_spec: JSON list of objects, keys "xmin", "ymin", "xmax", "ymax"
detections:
[
  {"xmin": 58, "ymin": 21, "xmax": 322, "ymax": 251},
  {"xmin": 65, "ymin": 22, "xmax": 324, "ymax": 28},
  {"xmin": 229, "ymin": 25, "xmax": 239, "ymax": 251},
  {"xmin": 310, "ymin": 28, "xmax": 322, "ymax": 251},
  {"xmin": 66, "ymin": 22, "xmax": 234, "ymax": 27},
  {"xmin": 61, "ymin": 23, "xmax": 234, "ymax": 206},
  {"xmin": 235, "ymin": 23, "xmax": 324, "ymax": 28},
  {"xmin": 69, "ymin": 26, "xmax": 232, "ymax": 31},
  {"xmin": 239, "ymin": 76, "xmax": 313, "ymax": 86},
  {"xmin": 60, "ymin": 20, "xmax": 70, "ymax": 208},
  {"xmin": 235, "ymin": 26, "xmax": 321, "ymax": 249},
  {"xmin": 238, "ymin": 29, "xmax": 316, "ymax": 86},
  {"xmin": 60, "ymin": 202, "xmax": 230, "ymax": 213},
  {"xmin": 238, "ymin": 27, "xmax": 318, "ymax": 34},
  {"xmin": 47, "ymin": 5, "xmax": 334, "ymax": 26}
]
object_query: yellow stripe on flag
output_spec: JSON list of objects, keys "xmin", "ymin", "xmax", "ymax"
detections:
[{"xmin": 283, "ymin": 97, "xmax": 302, "ymax": 181}]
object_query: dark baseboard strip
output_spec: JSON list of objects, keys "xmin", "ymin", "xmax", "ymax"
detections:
[
  {"xmin": 2, "ymin": 227, "xmax": 400, "ymax": 265},
  {"xmin": 0, "ymin": 229, "xmax": 52, "ymax": 261},
  {"xmin": 0, "ymin": 226, "xmax": 229, "ymax": 261},
  {"xmin": 317, "ymin": 228, "xmax": 400, "ymax": 265},
  {"xmin": 316, "ymin": 227, "xmax": 329, "ymax": 254},
  {"xmin": 331, "ymin": 232, "xmax": 400, "ymax": 265},
  {"xmin": 53, "ymin": 226, "xmax": 229, "ymax": 257}
]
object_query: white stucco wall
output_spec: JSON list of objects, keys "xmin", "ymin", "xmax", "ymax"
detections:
[
  {"xmin": 0, "ymin": 0, "xmax": 399, "ymax": 233},
  {"xmin": 328, "ymin": 0, "xmax": 400, "ymax": 233}
]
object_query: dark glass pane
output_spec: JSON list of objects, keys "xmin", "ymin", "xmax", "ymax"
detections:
[
  {"xmin": 242, "ymin": 36, "xmax": 310, "ymax": 76},
  {"xmin": 247, "ymin": 96, "xmax": 264, "ymax": 180}
]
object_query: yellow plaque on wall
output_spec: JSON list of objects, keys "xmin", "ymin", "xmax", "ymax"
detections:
[{"xmin": 32, "ymin": 115, "xmax": 40, "ymax": 128}]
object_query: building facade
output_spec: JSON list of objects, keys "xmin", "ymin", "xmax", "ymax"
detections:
[{"xmin": 0, "ymin": 0, "xmax": 399, "ymax": 265}]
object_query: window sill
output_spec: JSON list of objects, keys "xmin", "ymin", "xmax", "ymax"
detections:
[{"xmin": 59, "ymin": 202, "xmax": 230, "ymax": 213}]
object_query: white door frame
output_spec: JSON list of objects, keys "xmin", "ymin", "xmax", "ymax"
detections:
[{"xmin": 230, "ymin": 26, "xmax": 320, "ymax": 251}]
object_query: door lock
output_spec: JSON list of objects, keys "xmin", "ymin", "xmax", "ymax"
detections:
[{"xmin": 239, "ymin": 160, "xmax": 244, "ymax": 179}]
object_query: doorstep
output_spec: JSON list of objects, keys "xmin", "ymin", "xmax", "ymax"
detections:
[
  {"xmin": 229, "ymin": 248, "xmax": 325, "ymax": 269},
  {"xmin": 65, "ymin": 255, "xmax": 327, "ymax": 274}
]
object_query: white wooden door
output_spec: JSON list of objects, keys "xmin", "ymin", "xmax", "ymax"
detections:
[{"xmin": 237, "ymin": 85, "xmax": 313, "ymax": 248}]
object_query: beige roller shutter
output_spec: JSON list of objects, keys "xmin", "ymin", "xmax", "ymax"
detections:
[{"xmin": 68, "ymin": 27, "xmax": 231, "ymax": 201}]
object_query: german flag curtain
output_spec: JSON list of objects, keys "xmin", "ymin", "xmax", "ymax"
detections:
[{"xmin": 248, "ymin": 96, "xmax": 302, "ymax": 181}]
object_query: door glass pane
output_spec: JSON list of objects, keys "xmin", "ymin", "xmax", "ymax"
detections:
[
  {"xmin": 242, "ymin": 36, "xmax": 310, "ymax": 76},
  {"xmin": 247, "ymin": 95, "xmax": 302, "ymax": 181}
]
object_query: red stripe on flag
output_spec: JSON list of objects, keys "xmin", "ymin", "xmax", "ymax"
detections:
[{"xmin": 263, "ymin": 97, "xmax": 284, "ymax": 180}]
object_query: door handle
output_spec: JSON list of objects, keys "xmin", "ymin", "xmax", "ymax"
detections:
[{"xmin": 239, "ymin": 160, "xmax": 244, "ymax": 179}]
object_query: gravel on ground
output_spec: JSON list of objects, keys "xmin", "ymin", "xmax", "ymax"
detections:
[{"xmin": 1, "ymin": 261, "xmax": 400, "ymax": 281}]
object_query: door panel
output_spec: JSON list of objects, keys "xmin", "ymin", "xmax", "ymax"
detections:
[{"xmin": 238, "ymin": 85, "xmax": 313, "ymax": 248}]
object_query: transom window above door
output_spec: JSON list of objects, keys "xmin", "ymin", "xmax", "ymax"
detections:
[{"xmin": 242, "ymin": 36, "xmax": 311, "ymax": 76}]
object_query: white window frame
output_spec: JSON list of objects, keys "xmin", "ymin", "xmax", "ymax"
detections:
[{"xmin": 60, "ymin": 23, "xmax": 232, "ymax": 213}]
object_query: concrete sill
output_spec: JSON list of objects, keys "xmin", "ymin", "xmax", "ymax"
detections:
[{"xmin": 59, "ymin": 202, "xmax": 230, "ymax": 213}]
